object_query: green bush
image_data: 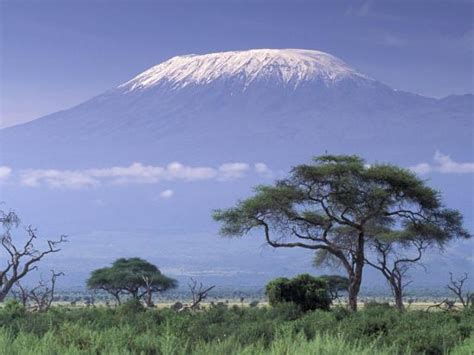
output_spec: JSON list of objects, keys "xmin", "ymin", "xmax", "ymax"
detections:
[
  {"xmin": 117, "ymin": 298, "xmax": 146, "ymax": 316},
  {"xmin": 265, "ymin": 274, "xmax": 332, "ymax": 312}
]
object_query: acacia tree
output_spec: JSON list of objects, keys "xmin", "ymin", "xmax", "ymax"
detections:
[
  {"xmin": 214, "ymin": 155, "xmax": 468, "ymax": 311},
  {"xmin": 0, "ymin": 210, "xmax": 67, "ymax": 302},
  {"xmin": 87, "ymin": 258, "xmax": 177, "ymax": 306}
]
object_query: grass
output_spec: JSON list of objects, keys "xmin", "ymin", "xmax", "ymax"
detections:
[
  {"xmin": 0, "ymin": 300, "xmax": 472, "ymax": 354},
  {"xmin": 1, "ymin": 326, "xmax": 472, "ymax": 355},
  {"xmin": 0, "ymin": 327, "xmax": 402, "ymax": 355}
]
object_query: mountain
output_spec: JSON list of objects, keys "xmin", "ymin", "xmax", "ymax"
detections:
[
  {"xmin": 0, "ymin": 49, "xmax": 472, "ymax": 290},
  {"xmin": 2, "ymin": 49, "xmax": 471, "ymax": 168}
]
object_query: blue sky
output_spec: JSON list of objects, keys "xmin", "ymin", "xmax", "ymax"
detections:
[{"xmin": 1, "ymin": 0, "xmax": 473, "ymax": 128}]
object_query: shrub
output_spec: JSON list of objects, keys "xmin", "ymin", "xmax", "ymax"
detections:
[
  {"xmin": 265, "ymin": 274, "xmax": 332, "ymax": 312},
  {"xmin": 117, "ymin": 298, "xmax": 145, "ymax": 316},
  {"xmin": 249, "ymin": 300, "xmax": 259, "ymax": 308}
]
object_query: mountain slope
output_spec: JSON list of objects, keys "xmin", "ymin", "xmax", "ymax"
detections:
[{"xmin": 1, "ymin": 49, "xmax": 471, "ymax": 169}]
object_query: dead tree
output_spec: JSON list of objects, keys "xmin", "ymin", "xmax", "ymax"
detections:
[
  {"xmin": 29, "ymin": 270, "xmax": 64, "ymax": 312},
  {"xmin": 0, "ymin": 210, "xmax": 67, "ymax": 302},
  {"xmin": 11, "ymin": 282, "xmax": 30, "ymax": 307},
  {"xmin": 189, "ymin": 278, "xmax": 215, "ymax": 310},
  {"xmin": 178, "ymin": 278, "xmax": 215, "ymax": 312},
  {"xmin": 447, "ymin": 272, "xmax": 472, "ymax": 309},
  {"xmin": 426, "ymin": 299, "xmax": 456, "ymax": 312}
]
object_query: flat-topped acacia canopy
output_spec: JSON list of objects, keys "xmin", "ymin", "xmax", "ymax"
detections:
[{"xmin": 214, "ymin": 155, "xmax": 469, "ymax": 311}]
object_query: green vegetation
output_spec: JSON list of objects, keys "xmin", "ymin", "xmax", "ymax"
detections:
[
  {"xmin": 214, "ymin": 155, "xmax": 469, "ymax": 310},
  {"xmin": 265, "ymin": 274, "xmax": 332, "ymax": 311},
  {"xmin": 1, "ymin": 155, "xmax": 472, "ymax": 353},
  {"xmin": 87, "ymin": 258, "xmax": 177, "ymax": 307},
  {"xmin": 0, "ymin": 300, "xmax": 472, "ymax": 354},
  {"xmin": 319, "ymin": 275, "xmax": 350, "ymax": 301}
]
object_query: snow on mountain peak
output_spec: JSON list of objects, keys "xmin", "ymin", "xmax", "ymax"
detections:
[{"xmin": 119, "ymin": 49, "xmax": 371, "ymax": 92}]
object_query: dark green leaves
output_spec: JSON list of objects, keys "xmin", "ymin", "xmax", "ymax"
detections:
[
  {"xmin": 214, "ymin": 154, "xmax": 469, "ymax": 246},
  {"xmin": 87, "ymin": 258, "xmax": 177, "ymax": 298}
]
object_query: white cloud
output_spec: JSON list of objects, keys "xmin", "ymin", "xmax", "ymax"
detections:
[
  {"xmin": 160, "ymin": 189, "xmax": 174, "ymax": 199},
  {"xmin": 410, "ymin": 151, "xmax": 474, "ymax": 175},
  {"xmin": 217, "ymin": 163, "xmax": 250, "ymax": 181},
  {"xmin": 254, "ymin": 162, "xmax": 273, "ymax": 178},
  {"xmin": 20, "ymin": 169, "xmax": 98, "ymax": 189},
  {"xmin": 410, "ymin": 162, "xmax": 432, "ymax": 175},
  {"xmin": 19, "ymin": 161, "xmax": 258, "ymax": 188},
  {"xmin": 0, "ymin": 166, "xmax": 12, "ymax": 183}
]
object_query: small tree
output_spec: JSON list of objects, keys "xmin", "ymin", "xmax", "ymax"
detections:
[
  {"xmin": 87, "ymin": 258, "xmax": 177, "ymax": 306},
  {"xmin": 365, "ymin": 236, "xmax": 431, "ymax": 311},
  {"xmin": 0, "ymin": 210, "xmax": 66, "ymax": 302},
  {"xmin": 319, "ymin": 275, "xmax": 349, "ymax": 301},
  {"xmin": 214, "ymin": 155, "xmax": 468, "ymax": 311},
  {"xmin": 181, "ymin": 278, "xmax": 215, "ymax": 311},
  {"xmin": 265, "ymin": 274, "xmax": 331, "ymax": 312},
  {"xmin": 12, "ymin": 270, "xmax": 64, "ymax": 311},
  {"xmin": 28, "ymin": 270, "xmax": 64, "ymax": 312},
  {"xmin": 446, "ymin": 272, "xmax": 472, "ymax": 309}
]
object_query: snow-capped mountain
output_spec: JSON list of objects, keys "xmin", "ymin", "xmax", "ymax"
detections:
[
  {"xmin": 119, "ymin": 49, "xmax": 372, "ymax": 91},
  {"xmin": 0, "ymin": 49, "xmax": 472, "ymax": 289},
  {"xmin": 3, "ymin": 48, "xmax": 470, "ymax": 169}
]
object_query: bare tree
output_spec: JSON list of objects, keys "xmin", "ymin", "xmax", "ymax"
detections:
[
  {"xmin": 447, "ymin": 272, "xmax": 472, "ymax": 309},
  {"xmin": 365, "ymin": 238, "xmax": 430, "ymax": 311},
  {"xmin": 11, "ymin": 282, "xmax": 30, "ymax": 307},
  {"xmin": 426, "ymin": 299, "xmax": 456, "ymax": 312},
  {"xmin": 28, "ymin": 270, "xmax": 64, "ymax": 312},
  {"xmin": 178, "ymin": 278, "xmax": 215, "ymax": 312},
  {"xmin": 188, "ymin": 278, "xmax": 215, "ymax": 310},
  {"xmin": 0, "ymin": 210, "xmax": 67, "ymax": 302}
]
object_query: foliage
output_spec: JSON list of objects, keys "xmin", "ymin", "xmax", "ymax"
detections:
[
  {"xmin": 319, "ymin": 275, "xmax": 349, "ymax": 300},
  {"xmin": 214, "ymin": 155, "xmax": 469, "ymax": 310},
  {"xmin": 0, "ymin": 304, "xmax": 472, "ymax": 354},
  {"xmin": 265, "ymin": 274, "xmax": 332, "ymax": 312},
  {"xmin": 117, "ymin": 298, "xmax": 146, "ymax": 316},
  {"xmin": 87, "ymin": 257, "xmax": 177, "ymax": 305}
]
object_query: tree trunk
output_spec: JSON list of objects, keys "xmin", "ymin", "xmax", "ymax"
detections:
[
  {"xmin": 348, "ymin": 271, "xmax": 362, "ymax": 311},
  {"xmin": 0, "ymin": 279, "xmax": 16, "ymax": 303},
  {"xmin": 348, "ymin": 286, "xmax": 358, "ymax": 311},
  {"xmin": 0, "ymin": 291, "xmax": 7, "ymax": 303},
  {"xmin": 347, "ymin": 232, "xmax": 365, "ymax": 312},
  {"xmin": 144, "ymin": 289, "xmax": 154, "ymax": 308},
  {"xmin": 394, "ymin": 291, "xmax": 404, "ymax": 311},
  {"xmin": 392, "ymin": 285, "xmax": 405, "ymax": 311},
  {"xmin": 113, "ymin": 293, "xmax": 121, "ymax": 306}
]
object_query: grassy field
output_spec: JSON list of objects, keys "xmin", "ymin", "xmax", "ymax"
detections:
[
  {"xmin": 0, "ymin": 299, "xmax": 472, "ymax": 354},
  {"xmin": 1, "ymin": 328, "xmax": 473, "ymax": 355}
]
